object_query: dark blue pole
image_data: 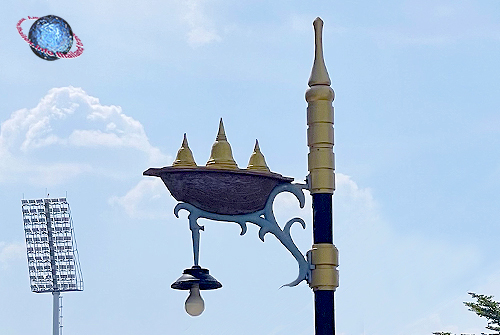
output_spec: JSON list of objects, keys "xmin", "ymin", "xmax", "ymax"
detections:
[{"xmin": 313, "ymin": 194, "xmax": 334, "ymax": 335}]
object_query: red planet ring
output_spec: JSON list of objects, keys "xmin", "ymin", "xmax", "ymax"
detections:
[{"xmin": 16, "ymin": 16, "xmax": 84, "ymax": 59}]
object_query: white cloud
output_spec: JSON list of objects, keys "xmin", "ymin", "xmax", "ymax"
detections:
[
  {"xmin": 109, "ymin": 178, "xmax": 173, "ymax": 219},
  {"xmin": 0, "ymin": 241, "xmax": 25, "ymax": 267},
  {"xmin": 0, "ymin": 86, "xmax": 168, "ymax": 185},
  {"xmin": 182, "ymin": 0, "xmax": 222, "ymax": 47},
  {"xmin": 1, "ymin": 86, "xmax": 164, "ymax": 163}
]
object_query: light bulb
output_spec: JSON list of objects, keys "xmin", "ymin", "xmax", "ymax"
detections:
[{"xmin": 185, "ymin": 284, "xmax": 205, "ymax": 316}]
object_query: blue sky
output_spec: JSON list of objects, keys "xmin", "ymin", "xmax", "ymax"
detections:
[{"xmin": 1, "ymin": 0, "xmax": 500, "ymax": 334}]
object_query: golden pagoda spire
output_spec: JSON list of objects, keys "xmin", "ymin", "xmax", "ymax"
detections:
[
  {"xmin": 246, "ymin": 139, "xmax": 270, "ymax": 173},
  {"xmin": 206, "ymin": 119, "xmax": 238, "ymax": 170},
  {"xmin": 172, "ymin": 133, "xmax": 197, "ymax": 168}
]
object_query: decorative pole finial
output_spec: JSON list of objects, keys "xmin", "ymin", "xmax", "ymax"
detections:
[
  {"xmin": 306, "ymin": 17, "xmax": 335, "ymax": 194},
  {"xmin": 246, "ymin": 139, "xmax": 271, "ymax": 173},
  {"xmin": 206, "ymin": 119, "xmax": 238, "ymax": 170},
  {"xmin": 308, "ymin": 17, "xmax": 331, "ymax": 87},
  {"xmin": 172, "ymin": 133, "xmax": 197, "ymax": 168}
]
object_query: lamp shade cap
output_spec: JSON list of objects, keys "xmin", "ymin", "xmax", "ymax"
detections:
[{"xmin": 171, "ymin": 266, "xmax": 222, "ymax": 290}]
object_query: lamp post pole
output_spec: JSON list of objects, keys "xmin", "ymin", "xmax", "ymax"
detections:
[{"xmin": 306, "ymin": 17, "xmax": 338, "ymax": 335}]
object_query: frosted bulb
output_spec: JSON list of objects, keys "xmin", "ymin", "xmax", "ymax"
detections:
[{"xmin": 185, "ymin": 284, "xmax": 205, "ymax": 316}]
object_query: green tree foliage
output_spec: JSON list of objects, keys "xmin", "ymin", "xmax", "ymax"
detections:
[{"xmin": 464, "ymin": 292, "xmax": 500, "ymax": 335}]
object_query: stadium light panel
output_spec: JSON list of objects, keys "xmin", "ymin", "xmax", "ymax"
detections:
[{"xmin": 21, "ymin": 197, "xmax": 84, "ymax": 335}]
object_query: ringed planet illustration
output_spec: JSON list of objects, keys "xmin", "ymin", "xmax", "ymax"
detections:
[{"xmin": 16, "ymin": 15, "xmax": 84, "ymax": 61}]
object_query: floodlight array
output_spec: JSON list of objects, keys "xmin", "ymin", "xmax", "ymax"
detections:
[{"xmin": 22, "ymin": 198, "xmax": 84, "ymax": 293}]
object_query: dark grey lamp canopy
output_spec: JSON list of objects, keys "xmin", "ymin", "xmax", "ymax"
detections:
[{"xmin": 171, "ymin": 266, "xmax": 222, "ymax": 291}]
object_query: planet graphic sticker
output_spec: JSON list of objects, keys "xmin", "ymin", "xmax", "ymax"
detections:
[{"xmin": 16, "ymin": 15, "xmax": 84, "ymax": 61}]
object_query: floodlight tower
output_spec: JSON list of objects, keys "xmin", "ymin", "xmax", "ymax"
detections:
[{"xmin": 21, "ymin": 197, "xmax": 84, "ymax": 335}]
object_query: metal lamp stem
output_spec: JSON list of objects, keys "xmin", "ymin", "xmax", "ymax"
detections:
[{"xmin": 188, "ymin": 214, "xmax": 203, "ymax": 267}]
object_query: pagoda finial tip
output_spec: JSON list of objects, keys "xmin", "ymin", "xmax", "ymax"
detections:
[
  {"xmin": 217, "ymin": 118, "xmax": 227, "ymax": 141},
  {"xmin": 308, "ymin": 17, "xmax": 331, "ymax": 87}
]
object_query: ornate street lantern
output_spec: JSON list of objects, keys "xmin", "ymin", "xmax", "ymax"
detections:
[
  {"xmin": 144, "ymin": 17, "xmax": 338, "ymax": 335},
  {"xmin": 144, "ymin": 119, "xmax": 310, "ymax": 313}
]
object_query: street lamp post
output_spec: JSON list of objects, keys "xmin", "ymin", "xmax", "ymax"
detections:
[{"xmin": 144, "ymin": 17, "xmax": 338, "ymax": 335}]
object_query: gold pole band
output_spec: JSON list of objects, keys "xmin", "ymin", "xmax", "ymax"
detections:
[{"xmin": 308, "ymin": 243, "xmax": 339, "ymax": 291}]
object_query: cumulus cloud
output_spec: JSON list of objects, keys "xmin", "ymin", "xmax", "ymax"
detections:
[
  {"xmin": 1, "ymin": 86, "xmax": 163, "ymax": 161},
  {"xmin": 0, "ymin": 86, "xmax": 168, "ymax": 185}
]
